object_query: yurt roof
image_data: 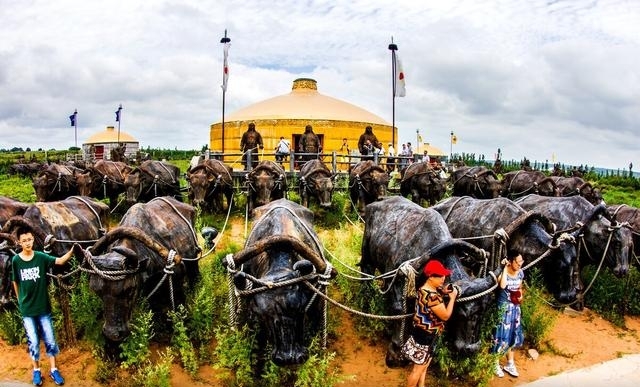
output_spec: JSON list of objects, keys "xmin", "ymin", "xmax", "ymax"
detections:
[
  {"xmin": 422, "ymin": 144, "xmax": 447, "ymax": 157},
  {"xmin": 222, "ymin": 78, "xmax": 392, "ymax": 126},
  {"xmin": 84, "ymin": 126, "xmax": 138, "ymax": 144}
]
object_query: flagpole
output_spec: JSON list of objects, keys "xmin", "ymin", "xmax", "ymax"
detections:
[
  {"xmin": 73, "ymin": 109, "xmax": 78, "ymax": 149},
  {"xmin": 450, "ymin": 130, "xmax": 453, "ymax": 162},
  {"xmin": 388, "ymin": 38, "xmax": 397, "ymax": 149},
  {"xmin": 117, "ymin": 104, "xmax": 122, "ymax": 144},
  {"xmin": 220, "ymin": 30, "xmax": 230, "ymax": 155}
]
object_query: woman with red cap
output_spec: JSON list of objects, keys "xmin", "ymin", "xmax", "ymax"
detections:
[{"xmin": 404, "ymin": 259, "xmax": 459, "ymax": 387}]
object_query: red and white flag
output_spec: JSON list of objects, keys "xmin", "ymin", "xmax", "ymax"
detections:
[
  {"xmin": 394, "ymin": 53, "xmax": 406, "ymax": 97},
  {"xmin": 222, "ymin": 42, "xmax": 230, "ymax": 91}
]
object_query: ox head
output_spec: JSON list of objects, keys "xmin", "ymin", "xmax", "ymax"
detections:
[
  {"xmin": 584, "ymin": 204, "xmax": 630, "ymax": 277},
  {"xmin": 477, "ymin": 170, "xmax": 502, "ymax": 199},
  {"xmin": 0, "ymin": 234, "xmax": 18, "ymax": 308},
  {"xmin": 32, "ymin": 174, "xmax": 52, "ymax": 202},
  {"xmin": 124, "ymin": 171, "xmax": 142, "ymax": 204},
  {"xmin": 581, "ymin": 184, "xmax": 604, "ymax": 206},
  {"xmin": 75, "ymin": 171, "xmax": 94, "ymax": 197},
  {"xmin": 537, "ymin": 177, "xmax": 560, "ymax": 197},
  {"xmin": 370, "ymin": 169, "xmax": 390, "ymax": 200},
  {"xmin": 249, "ymin": 170, "xmax": 285, "ymax": 208},
  {"xmin": 301, "ymin": 174, "xmax": 335, "ymax": 208},
  {"xmin": 187, "ymin": 169, "xmax": 215, "ymax": 207},
  {"xmin": 87, "ymin": 245, "xmax": 148, "ymax": 342},
  {"xmin": 508, "ymin": 213, "xmax": 578, "ymax": 304},
  {"xmin": 227, "ymin": 235, "xmax": 334, "ymax": 366}
]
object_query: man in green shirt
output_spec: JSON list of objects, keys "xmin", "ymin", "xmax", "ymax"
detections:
[{"xmin": 11, "ymin": 228, "xmax": 80, "ymax": 386}]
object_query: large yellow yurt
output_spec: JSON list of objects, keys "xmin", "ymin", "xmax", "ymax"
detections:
[
  {"xmin": 209, "ymin": 78, "xmax": 396, "ymax": 168},
  {"xmin": 83, "ymin": 126, "xmax": 139, "ymax": 160}
]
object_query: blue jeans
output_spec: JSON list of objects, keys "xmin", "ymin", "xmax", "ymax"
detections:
[{"xmin": 22, "ymin": 314, "xmax": 60, "ymax": 361}]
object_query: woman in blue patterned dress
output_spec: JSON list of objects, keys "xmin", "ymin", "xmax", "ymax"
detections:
[{"xmin": 492, "ymin": 250, "xmax": 525, "ymax": 378}]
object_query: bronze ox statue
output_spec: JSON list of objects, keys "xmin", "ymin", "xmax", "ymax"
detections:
[
  {"xmin": 32, "ymin": 163, "xmax": 81, "ymax": 202},
  {"xmin": 400, "ymin": 161, "xmax": 447, "ymax": 206},
  {"xmin": 449, "ymin": 166, "xmax": 501, "ymax": 199},
  {"xmin": 349, "ymin": 160, "xmax": 389, "ymax": 214},
  {"xmin": 223, "ymin": 199, "xmax": 336, "ymax": 365},
  {"xmin": 517, "ymin": 195, "xmax": 632, "ymax": 310},
  {"xmin": 75, "ymin": 160, "xmax": 132, "ymax": 210},
  {"xmin": 186, "ymin": 159, "xmax": 234, "ymax": 213},
  {"xmin": 607, "ymin": 204, "xmax": 640, "ymax": 262},
  {"xmin": 0, "ymin": 232, "xmax": 18, "ymax": 308},
  {"xmin": 550, "ymin": 176, "xmax": 603, "ymax": 205},
  {"xmin": 359, "ymin": 196, "xmax": 498, "ymax": 367},
  {"xmin": 432, "ymin": 196, "xmax": 579, "ymax": 304},
  {"xmin": 2, "ymin": 196, "xmax": 109, "ymax": 342},
  {"xmin": 245, "ymin": 160, "xmax": 288, "ymax": 214},
  {"xmin": 79, "ymin": 197, "xmax": 204, "ymax": 344},
  {"xmin": 124, "ymin": 160, "xmax": 182, "ymax": 205},
  {"xmin": 501, "ymin": 170, "xmax": 560, "ymax": 200},
  {"xmin": 298, "ymin": 159, "xmax": 335, "ymax": 208}
]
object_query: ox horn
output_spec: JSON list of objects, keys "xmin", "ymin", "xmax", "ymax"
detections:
[
  {"xmin": 587, "ymin": 203, "xmax": 610, "ymax": 223},
  {"xmin": 230, "ymin": 235, "xmax": 334, "ymax": 276},
  {"xmin": 408, "ymin": 240, "xmax": 490, "ymax": 271},
  {"xmin": 1, "ymin": 216, "xmax": 46, "ymax": 246},
  {"xmin": 90, "ymin": 226, "xmax": 182, "ymax": 264},
  {"xmin": 505, "ymin": 211, "xmax": 553, "ymax": 236},
  {"xmin": 0, "ymin": 232, "xmax": 18, "ymax": 247},
  {"xmin": 303, "ymin": 167, "xmax": 332, "ymax": 179},
  {"xmin": 476, "ymin": 168, "xmax": 498, "ymax": 179}
]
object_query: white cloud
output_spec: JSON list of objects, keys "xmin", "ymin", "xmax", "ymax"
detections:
[{"xmin": 0, "ymin": 0, "xmax": 638, "ymax": 170}]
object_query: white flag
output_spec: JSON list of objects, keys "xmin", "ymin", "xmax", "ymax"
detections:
[
  {"xmin": 222, "ymin": 42, "xmax": 230, "ymax": 91},
  {"xmin": 394, "ymin": 53, "xmax": 406, "ymax": 97}
]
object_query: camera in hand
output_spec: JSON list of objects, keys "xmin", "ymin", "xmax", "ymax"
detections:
[{"xmin": 439, "ymin": 283, "xmax": 454, "ymax": 293}]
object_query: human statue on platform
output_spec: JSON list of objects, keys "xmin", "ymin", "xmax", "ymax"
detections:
[
  {"xmin": 358, "ymin": 126, "xmax": 379, "ymax": 157},
  {"xmin": 299, "ymin": 124, "xmax": 321, "ymax": 164},
  {"xmin": 240, "ymin": 122, "xmax": 264, "ymax": 169}
]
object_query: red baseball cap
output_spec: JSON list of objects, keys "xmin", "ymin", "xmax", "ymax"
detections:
[{"xmin": 423, "ymin": 260, "xmax": 452, "ymax": 277}]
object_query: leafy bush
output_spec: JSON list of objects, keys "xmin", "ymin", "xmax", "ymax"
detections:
[
  {"xmin": 120, "ymin": 305, "xmax": 154, "ymax": 369},
  {"xmin": 583, "ymin": 266, "xmax": 640, "ymax": 326},
  {"xmin": 0, "ymin": 307, "xmax": 24, "ymax": 345},
  {"xmin": 213, "ymin": 325, "xmax": 257, "ymax": 387},
  {"xmin": 169, "ymin": 305, "xmax": 198, "ymax": 376},
  {"xmin": 70, "ymin": 273, "xmax": 104, "ymax": 346},
  {"xmin": 132, "ymin": 349, "xmax": 174, "ymax": 387}
]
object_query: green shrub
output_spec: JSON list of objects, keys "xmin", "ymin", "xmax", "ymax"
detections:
[
  {"xmin": 213, "ymin": 325, "xmax": 257, "ymax": 387},
  {"xmin": 120, "ymin": 305, "xmax": 154, "ymax": 369},
  {"xmin": 259, "ymin": 338, "xmax": 348, "ymax": 387},
  {"xmin": 583, "ymin": 266, "xmax": 640, "ymax": 326},
  {"xmin": 0, "ymin": 307, "xmax": 24, "ymax": 345},
  {"xmin": 169, "ymin": 305, "xmax": 199, "ymax": 376},
  {"xmin": 132, "ymin": 349, "xmax": 174, "ymax": 387},
  {"xmin": 70, "ymin": 273, "xmax": 104, "ymax": 346},
  {"xmin": 521, "ymin": 285, "xmax": 559, "ymax": 347},
  {"xmin": 92, "ymin": 347, "xmax": 119, "ymax": 384}
]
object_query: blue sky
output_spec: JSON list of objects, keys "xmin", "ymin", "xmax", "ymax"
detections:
[{"xmin": 1, "ymin": 0, "xmax": 638, "ymax": 169}]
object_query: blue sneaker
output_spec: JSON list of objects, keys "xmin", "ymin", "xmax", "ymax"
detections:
[
  {"xmin": 50, "ymin": 369, "xmax": 65, "ymax": 385},
  {"xmin": 32, "ymin": 369, "xmax": 42, "ymax": 386}
]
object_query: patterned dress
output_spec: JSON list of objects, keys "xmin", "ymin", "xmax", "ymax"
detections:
[
  {"xmin": 402, "ymin": 288, "xmax": 445, "ymax": 364},
  {"xmin": 492, "ymin": 270, "xmax": 525, "ymax": 354}
]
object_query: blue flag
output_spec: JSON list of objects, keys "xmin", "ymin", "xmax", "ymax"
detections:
[
  {"xmin": 69, "ymin": 111, "xmax": 77, "ymax": 127},
  {"xmin": 115, "ymin": 105, "xmax": 122, "ymax": 122}
]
